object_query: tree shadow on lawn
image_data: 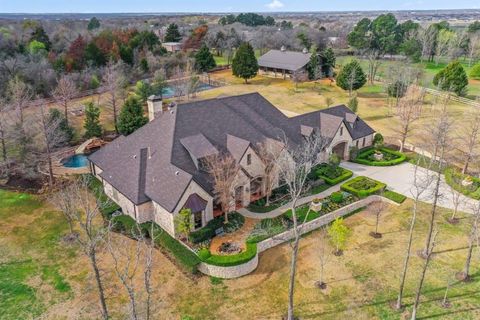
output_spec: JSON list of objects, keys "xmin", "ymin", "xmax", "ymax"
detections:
[{"xmin": 299, "ymin": 272, "xmax": 479, "ymax": 319}]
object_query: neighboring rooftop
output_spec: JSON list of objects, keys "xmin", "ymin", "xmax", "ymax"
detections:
[
  {"xmin": 89, "ymin": 92, "xmax": 374, "ymax": 211},
  {"xmin": 258, "ymin": 49, "xmax": 312, "ymax": 72}
]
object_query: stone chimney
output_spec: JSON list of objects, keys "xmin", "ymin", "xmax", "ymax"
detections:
[{"xmin": 147, "ymin": 95, "xmax": 163, "ymax": 121}]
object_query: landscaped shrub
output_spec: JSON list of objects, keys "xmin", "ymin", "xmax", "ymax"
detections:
[
  {"xmin": 86, "ymin": 175, "xmax": 121, "ymax": 218},
  {"xmin": 111, "ymin": 215, "xmax": 139, "ymax": 234},
  {"xmin": 284, "ymin": 205, "xmax": 321, "ymax": 223},
  {"xmin": 247, "ymin": 216, "xmax": 291, "ymax": 243},
  {"xmin": 189, "ymin": 212, "xmax": 245, "ymax": 244},
  {"xmin": 199, "ymin": 242, "xmax": 257, "ymax": 267},
  {"xmin": 444, "ymin": 168, "xmax": 480, "ymax": 200},
  {"xmin": 383, "ymin": 190, "xmax": 407, "ymax": 204},
  {"xmin": 341, "ymin": 176, "xmax": 386, "ymax": 198},
  {"xmin": 315, "ymin": 164, "xmax": 353, "ymax": 185},
  {"xmin": 330, "ymin": 191, "xmax": 344, "ymax": 203},
  {"xmin": 353, "ymin": 147, "xmax": 406, "ymax": 166}
]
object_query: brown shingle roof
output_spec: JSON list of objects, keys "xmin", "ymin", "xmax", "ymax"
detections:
[
  {"xmin": 258, "ymin": 49, "xmax": 312, "ymax": 72},
  {"xmin": 89, "ymin": 93, "xmax": 374, "ymax": 212}
]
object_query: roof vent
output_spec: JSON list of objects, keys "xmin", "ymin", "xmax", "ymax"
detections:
[
  {"xmin": 133, "ymin": 154, "xmax": 137, "ymax": 159},
  {"xmin": 280, "ymin": 45, "xmax": 286, "ymax": 52},
  {"xmin": 175, "ymin": 171, "xmax": 180, "ymax": 176},
  {"xmin": 302, "ymin": 47, "xmax": 308, "ymax": 54}
]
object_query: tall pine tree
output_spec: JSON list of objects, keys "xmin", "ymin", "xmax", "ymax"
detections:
[
  {"xmin": 118, "ymin": 96, "xmax": 148, "ymax": 135},
  {"xmin": 83, "ymin": 102, "xmax": 103, "ymax": 138},
  {"xmin": 195, "ymin": 44, "xmax": 216, "ymax": 72},
  {"xmin": 164, "ymin": 23, "xmax": 182, "ymax": 42},
  {"xmin": 232, "ymin": 42, "xmax": 258, "ymax": 84}
]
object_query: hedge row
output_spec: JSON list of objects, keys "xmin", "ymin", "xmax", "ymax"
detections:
[
  {"xmin": 317, "ymin": 167, "xmax": 353, "ymax": 185},
  {"xmin": 341, "ymin": 176, "xmax": 386, "ymax": 198},
  {"xmin": 444, "ymin": 168, "xmax": 480, "ymax": 200},
  {"xmin": 383, "ymin": 190, "xmax": 407, "ymax": 204},
  {"xmin": 353, "ymin": 147, "xmax": 407, "ymax": 166},
  {"xmin": 198, "ymin": 242, "xmax": 257, "ymax": 267},
  {"xmin": 189, "ymin": 212, "xmax": 245, "ymax": 244}
]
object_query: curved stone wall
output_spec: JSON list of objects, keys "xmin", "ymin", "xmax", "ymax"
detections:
[{"xmin": 197, "ymin": 253, "xmax": 259, "ymax": 279}]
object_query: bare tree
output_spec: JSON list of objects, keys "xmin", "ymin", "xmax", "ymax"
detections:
[
  {"xmin": 255, "ymin": 139, "xmax": 283, "ymax": 206},
  {"xmin": 102, "ymin": 61, "xmax": 126, "ymax": 134},
  {"xmin": 368, "ymin": 200, "xmax": 386, "ymax": 239},
  {"xmin": 316, "ymin": 226, "xmax": 329, "ymax": 289},
  {"xmin": 36, "ymin": 105, "xmax": 68, "ymax": 186},
  {"xmin": 0, "ymin": 99, "xmax": 10, "ymax": 164},
  {"xmin": 54, "ymin": 176, "xmax": 110, "ymax": 319},
  {"xmin": 467, "ymin": 33, "xmax": 480, "ymax": 67},
  {"xmin": 448, "ymin": 186, "xmax": 464, "ymax": 224},
  {"xmin": 410, "ymin": 229, "xmax": 439, "ymax": 319},
  {"xmin": 52, "ymin": 75, "xmax": 78, "ymax": 126},
  {"xmin": 366, "ymin": 49, "xmax": 382, "ymax": 85},
  {"xmin": 456, "ymin": 201, "xmax": 480, "ymax": 282},
  {"xmin": 276, "ymin": 132, "xmax": 329, "ymax": 320},
  {"xmin": 205, "ymin": 153, "xmax": 239, "ymax": 224},
  {"xmin": 419, "ymin": 26, "xmax": 437, "ymax": 62},
  {"xmin": 395, "ymin": 153, "xmax": 435, "ymax": 310},
  {"xmin": 106, "ymin": 226, "xmax": 142, "ymax": 320},
  {"xmin": 394, "ymin": 85, "xmax": 424, "ymax": 152},
  {"xmin": 435, "ymin": 29, "xmax": 455, "ymax": 65},
  {"xmin": 6, "ymin": 76, "xmax": 32, "ymax": 125},
  {"xmin": 456, "ymin": 108, "xmax": 480, "ymax": 174}
]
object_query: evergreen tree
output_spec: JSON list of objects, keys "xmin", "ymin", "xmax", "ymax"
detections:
[
  {"xmin": 470, "ymin": 62, "xmax": 480, "ymax": 80},
  {"xmin": 194, "ymin": 44, "xmax": 216, "ymax": 72},
  {"xmin": 306, "ymin": 46, "xmax": 320, "ymax": 80},
  {"xmin": 152, "ymin": 71, "xmax": 168, "ymax": 99},
  {"xmin": 48, "ymin": 108, "xmax": 74, "ymax": 146},
  {"xmin": 433, "ymin": 61, "xmax": 469, "ymax": 96},
  {"xmin": 83, "ymin": 102, "xmax": 103, "ymax": 139},
  {"xmin": 118, "ymin": 96, "xmax": 148, "ymax": 135},
  {"xmin": 320, "ymin": 47, "xmax": 336, "ymax": 77},
  {"xmin": 30, "ymin": 26, "xmax": 51, "ymax": 51},
  {"xmin": 134, "ymin": 80, "xmax": 154, "ymax": 103},
  {"xmin": 164, "ymin": 23, "xmax": 182, "ymax": 42},
  {"xmin": 85, "ymin": 43, "xmax": 107, "ymax": 67},
  {"xmin": 232, "ymin": 42, "xmax": 258, "ymax": 84},
  {"xmin": 336, "ymin": 60, "xmax": 367, "ymax": 94},
  {"xmin": 87, "ymin": 17, "xmax": 101, "ymax": 31},
  {"xmin": 347, "ymin": 94, "xmax": 359, "ymax": 113}
]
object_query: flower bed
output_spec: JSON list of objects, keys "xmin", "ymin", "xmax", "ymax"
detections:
[
  {"xmin": 314, "ymin": 164, "xmax": 354, "ymax": 185},
  {"xmin": 247, "ymin": 185, "xmax": 289, "ymax": 213},
  {"xmin": 247, "ymin": 216, "xmax": 291, "ymax": 243},
  {"xmin": 353, "ymin": 147, "xmax": 406, "ymax": 166},
  {"xmin": 198, "ymin": 242, "xmax": 257, "ymax": 267},
  {"xmin": 444, "ymin": 168, "xmax": 480, "ymax": 200},
  {"xmin": 189, "ymin": 212, "xmax": 245, "ymax": 244},
  {"xmin": 341, "ymin": 176, "xmax": 386, "ymax": 198}
]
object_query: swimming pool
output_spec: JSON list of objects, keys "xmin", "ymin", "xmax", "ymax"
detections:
[
  {"xmin": 161, "ymin": 82, "xmax": 215, "ymax": 98},
  {"xmin": 62, "ymin": 154, "xmax": 89, "ymax": 168}
]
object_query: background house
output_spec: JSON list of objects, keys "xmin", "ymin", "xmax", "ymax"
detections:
[{"xmin": 258, "ymin": 46, "xmax": 312, "ymax": 80}]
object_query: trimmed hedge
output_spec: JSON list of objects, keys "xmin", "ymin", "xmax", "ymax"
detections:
[
  {"xmin": 341, "ymin": 176, "xmax": 386, "ymax": 198},
  {"xmin": 199, "ymin": 242, "xmax": 257, "ymax": 267},
  {"xmin": 189, "ymin": 212, "xmax": 245, "ymax": 244},
  {"xmin": 141, "ymin": 222, "xmax": 201, "ymax": 273},
  {"xmin": 316, "ymin": 165, "xmax": 353, "ymax": 185},
  {"xmin": 383, "ymin": 190, "xmax": 407, "ymax": 204},
  {"xmin": 444, "ymin": 168, "xmax": 480, "ymax": 200},
  {"xmin": 353, "ymin": 147, "xmax": 406, "ymax": 166}
]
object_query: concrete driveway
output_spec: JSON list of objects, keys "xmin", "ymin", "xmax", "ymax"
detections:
[{"xmin": 341, "ymin": 161, "xmax": 477, "ymax": 214}]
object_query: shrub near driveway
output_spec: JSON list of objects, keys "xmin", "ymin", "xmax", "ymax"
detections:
[
  {"xmin": 341, "ymin": 176, "xmax": 386, "ymax": 198},
  {"xmin": 444, "ymin": 168, "xmax": 480, "ymax": 200},
  {"xmin": 315, "ymin": 164, "xmax": 353, "ymax": 185},
  {"xmin": 353, "ymin": 147, "xmax": 406, "ymax": 166}
]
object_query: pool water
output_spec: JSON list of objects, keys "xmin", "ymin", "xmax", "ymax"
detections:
[
  {"xmin": 161, "ymin": 82, "xmax": 214, "ymax": 98},
  {"xmin": 62, "ymin": 154, "xmax": 89, "ymax": 168}
]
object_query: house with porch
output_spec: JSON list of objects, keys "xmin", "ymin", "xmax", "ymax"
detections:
[
  {"xmin": 88, "ymin": 93, "xmax": 374, "ymax": 237},
  {"xmin": 258, "ymin": 47, "xmax": 312, "ymax": 80}
]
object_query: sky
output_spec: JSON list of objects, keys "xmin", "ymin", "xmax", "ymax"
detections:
[{"xmin": 1, "ymin": 0, "xmax": 479, "ymax": 13}]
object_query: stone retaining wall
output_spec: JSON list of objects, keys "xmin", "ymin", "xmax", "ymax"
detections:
[
  {"xmin": 197, "ymin": 254, "xmax": 259, "ymax": 279},
  {"xmin": 197, "ymin": 195, "xmax": 398, "ymax": 278}
]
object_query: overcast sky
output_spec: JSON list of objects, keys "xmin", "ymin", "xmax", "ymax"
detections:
[{"xmin": 1, "ymin": 0, "xmax": 479, "ymax": 13}]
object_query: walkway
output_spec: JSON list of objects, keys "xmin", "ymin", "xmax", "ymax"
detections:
[
  {"xmin": 237, "ymin": 183, "xmax": 342, "ymax": 219},
  {"xmin": 341, "ymin": 162, "xmax": 477, "ymax": 214}
]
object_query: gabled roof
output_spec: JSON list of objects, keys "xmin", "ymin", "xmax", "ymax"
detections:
[
  {"xmin": 89, "ymin": 93, "xmax": 374, "ymax": 212},
  {"xmin": 258, "ymin": 49, "xmax": 312, "ymax": 72},
  {"xmin": 180, "ymin": 134, "xmax": 218, "ymax": 160}
]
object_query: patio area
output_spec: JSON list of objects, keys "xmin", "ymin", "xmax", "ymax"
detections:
[{"xmin": 209, "ymin": 218, "xmax": 257, "ymax": 254}]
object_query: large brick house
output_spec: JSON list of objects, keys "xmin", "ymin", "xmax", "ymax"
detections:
[{"xmin": 88, "ymin": 93, "xmax": 374, "ymax": 236}]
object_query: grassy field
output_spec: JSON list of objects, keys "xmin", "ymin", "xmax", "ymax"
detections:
[
  {"xmin": 336, "ymin": 56, "xmax": 480, "ymax": 99},
  {"xmin": 1, "ymin": 186, "xmax": 479, "ymax": 319}
]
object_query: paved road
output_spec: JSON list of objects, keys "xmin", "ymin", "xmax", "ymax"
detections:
[{"xmin": 341, "ymin": 162, "xmax": 477, "ymax": 214}]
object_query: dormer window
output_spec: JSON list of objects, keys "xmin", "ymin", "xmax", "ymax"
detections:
[{"xmin": 247, "ymin": 154, "xmax": 252, "ymax": 165}]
